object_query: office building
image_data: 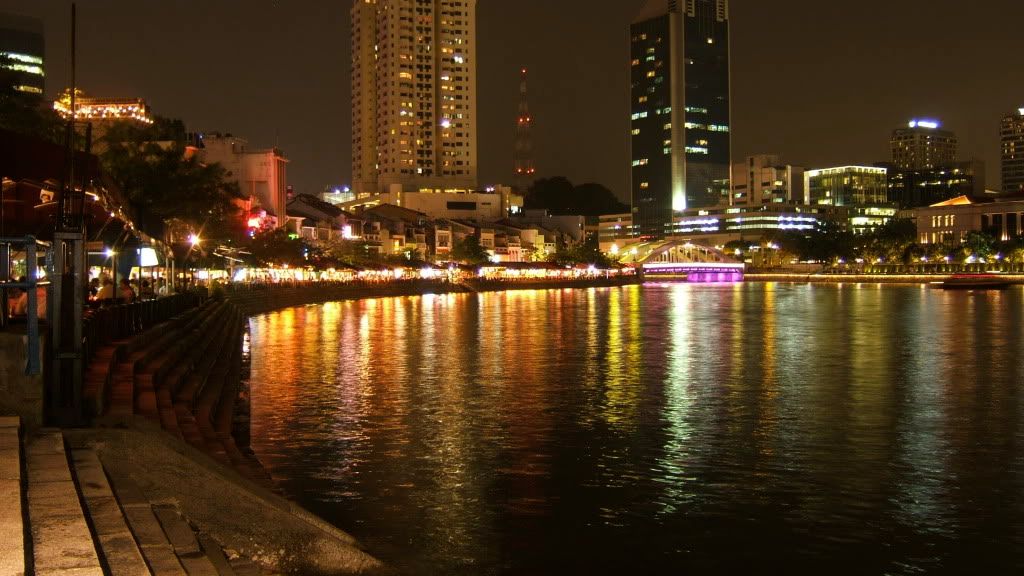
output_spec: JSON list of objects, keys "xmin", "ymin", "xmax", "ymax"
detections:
[
  {"xmin": 630, "ymin": 0, "xmax": 731, "ymax": 238},
  {"xmin": 730, "ymin": 155, "xmax": 804, "ymax": 207},
  {"xmin": 882, "ymin": 159, "xmax": 985, "ymax": 209},
  {"xmin": 891, "ymin": 119, "xmax": 956, "ymax": 170},
  {"xmin": 351, "ymin": 0, "xmax": 478, "ymax": 195},
  {"xmin": 805, "ymin": 166, "xmax": 888, "ymax": 206},
  {"xmin": 1002, "ymin": 108, "xmax": 1024, "ymax": 194},
  {"xmin": 0, "ymin": 12, "xmax": 44, "ymax": 96}
]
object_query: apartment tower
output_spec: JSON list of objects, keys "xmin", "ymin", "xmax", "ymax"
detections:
[{"xmin": 351, "ymin": 0, "xmax": 478, "ymax": 195}]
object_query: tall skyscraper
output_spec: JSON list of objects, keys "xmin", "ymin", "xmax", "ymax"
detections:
[
  {"xmin": 630, "ymin": 0, "xmax": 731, "ymax": 239},
  {"xmin": 891, "ymin": 119, "xmax": 957, "ymax": 170},
  {"xmin": 0, "ymin": 12, "xmax": 45, "ymax": 96},
  {"xmin": 1001, "ymin": 108, "xmax": 1024, "ymax": 194},
  {"xmin": 350, "ymin": 0, "xmax": 478, "ymax": 195},
  {"xmin": 513, "ymin": 67, "xmax": 535, "ymax": 191}
]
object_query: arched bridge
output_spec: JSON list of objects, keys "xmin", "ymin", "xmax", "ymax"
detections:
[{"xmin": 617, "ymin": 239, "xmax": 744, "ymax": 282}]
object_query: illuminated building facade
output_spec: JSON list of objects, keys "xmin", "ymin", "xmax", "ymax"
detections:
[
  {"xmin": 1001, "ymin": 109, "xmax": 1024, "ymax": 194},
  {"xmin": 351, "ymin": 0, "xmax": 478, "ymax": 195},
  {"xmin": 915, "ymin": 195, "xmax": 1024, "ymax": 244},
  {"xmin": 891, "ymin": 119, "xmax": 956, "ymax": 170},
  {"xmin": 0, "ymin": 12, "xmax": 44, "ymax": 96},
  {"xmin": 53, "ymin": 92, "xmax": 154, "ymax": 125},
  {"xmin": 730, "ymin": 155, "xmax": 804, "ymax": 207},
  {"xmin": 630, "ymin": 0, "xmax": 731, "ymax": 238},
  {"xmin": 805, "ymin": 166, "xmax": 888, "ymax": 206}
]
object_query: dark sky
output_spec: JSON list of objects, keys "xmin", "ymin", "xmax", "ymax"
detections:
[{"xmin": 4, "ymin": 0, "xmax": 1024, "ymax": 200}]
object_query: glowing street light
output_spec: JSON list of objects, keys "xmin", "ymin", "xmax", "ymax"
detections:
[{"xmin": 189, "ymin": 233, "xmax": 201, "ymax": 247}]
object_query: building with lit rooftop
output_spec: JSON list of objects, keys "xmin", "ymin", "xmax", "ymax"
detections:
[
  {"xmin": 351, "ymin": 0, "xmax": 478, "ymax": 195},
  {"xmin": 891, "ymin": 119, "xmax": 956, "ymax": 170},
  {"xmin": 1001, "ymin": 108, "xmax": 1024, "ymax": 194},
  {"xmin": 915, "ymin": 194, "xmax": 1024, "ymax": 244},
  {"xmin": 0, "ymin": 12, "xmax": 45, "ymax": 96},
  {"xmin": 53, "ymin": 90, "xmax": 154, "ymax": 125},
  {"xmin": 630, "ymin": 0, "xmax": 731, "ymax": 238}
]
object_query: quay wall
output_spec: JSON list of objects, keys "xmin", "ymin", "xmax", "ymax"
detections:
[
  {"xmin": 223, "ymin": 275, "xmax": 641, "ymax": 317},
  {"xmin": 746, "ymin": 273, "xmax": 1024, "ymax": 285}
]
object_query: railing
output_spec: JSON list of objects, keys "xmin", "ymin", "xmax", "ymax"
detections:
[
  {"xmin": 82, "ymin": 291, "xmax": 206, "ymax": 366},
  {"xmin": 0, "ymin": 236, "xmax": 50, "ymax": 375}
]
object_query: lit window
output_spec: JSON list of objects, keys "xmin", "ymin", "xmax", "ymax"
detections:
[
  {"xmin": 631, "ymin": 128, "xmax": 640, "ymax": 136},
  {"xmin": 646, "ymin": 71, "xmax": 656, "ymax": 78}
]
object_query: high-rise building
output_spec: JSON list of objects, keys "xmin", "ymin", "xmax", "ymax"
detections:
[
  {"xmin": 891, "ymin": 119, "xmax": 957, "ymax": 170},
  {"xmin": 805, "ymin": 166, "xmax": 888, "ymax": 206},
  {"xmin": 630, "ymin": 0, "xmax": 731, "ymax": 238},
  {"xmin": 0, "ymin": 12, "xmax": 45, "ymax": 96},
  {"xmin": 350, "ymin": 0, "xmax": 478, "ymax": 195},
  {"xmin": 729, "ymin": 154, "xmax": 804, "ymax": 207},
  {"xmin": 1001, "ymin": 108, "xmax": 1024, "ymax": 194}
]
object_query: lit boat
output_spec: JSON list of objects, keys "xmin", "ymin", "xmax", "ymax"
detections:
[{"xmin": 936, "ymin": 274, "xmax": 1014, "ymax": 290}]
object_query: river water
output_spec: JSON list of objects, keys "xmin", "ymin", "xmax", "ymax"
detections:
[{"xmin": 248, "ymin": 283, "xmax": 1024, "ymax": 575}]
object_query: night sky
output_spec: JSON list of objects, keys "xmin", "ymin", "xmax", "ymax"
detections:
[{"xmin": 4, "ymin": 0, "xmax": 1023, "ymax": 200}]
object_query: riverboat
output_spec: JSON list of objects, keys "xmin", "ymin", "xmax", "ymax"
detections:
[{"xmin": 935, "ymin": 274, "xmax": 1014, "ymax": 290}]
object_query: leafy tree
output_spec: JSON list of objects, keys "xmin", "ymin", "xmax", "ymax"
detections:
[
  {"xmin": 98, "ymin": 118, "xmax": 242, "ymax": 240},
  {"xmin": 248, "ymin": 228, "xmax": 309, "ymax": 267},
  {"xmin": 0, "ymin": 81, "xmax": 65, "ymax": 144},
  {"xmin": 549, "ymin": 236, "xmax": 613, "ymax": 267},
  {"xmin": 451, "ymin": 235, "xmax": 491, "ymax": 265},
  {"xmin": 525, "ymin": 177, "xmax": 629, "ymax": 216}
]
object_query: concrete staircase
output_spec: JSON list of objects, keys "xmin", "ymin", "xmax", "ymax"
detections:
[
  {"xmin": 83, "ymin": 299, "xmax": 273, "ymax": 491},
  {"xmin": 0, "ymin": 417, "xmax": 267, "ymax": 575}
]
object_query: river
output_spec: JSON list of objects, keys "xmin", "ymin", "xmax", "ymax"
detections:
[{"xmin": 248, "ymin": 283, "xmax": 1024, "ymax": 574}]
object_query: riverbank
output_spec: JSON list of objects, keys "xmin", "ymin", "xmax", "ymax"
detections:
[
  {"xmin": 224, "ymin": 275, "xmax": 641, "ymax": 316},
  {"xmin": 746, "ymin": 272, "xmax": 1024, "ymax": 284}
]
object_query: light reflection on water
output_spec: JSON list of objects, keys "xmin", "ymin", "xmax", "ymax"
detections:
[{"xmin": 249, "ymin": 284, "xmax": 1024, "ymax": 575}]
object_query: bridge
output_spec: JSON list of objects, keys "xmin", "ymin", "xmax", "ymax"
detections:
[{"xmin": 616, "ymin": 239, "xmax": 745, "ymax": 282}]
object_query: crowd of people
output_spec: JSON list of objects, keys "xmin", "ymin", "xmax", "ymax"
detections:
[{"xmin": 87, "ymin": 274, "xmax": 179, "ymax": 305}]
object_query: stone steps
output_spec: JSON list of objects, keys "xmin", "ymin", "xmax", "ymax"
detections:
[
  {"xmin": 3, "ymin": 419, "xmax": 259, "ymax": 575},
  {"xmin": 83, "ymin": 297, "xmax": 278, "ymax": 505},
  {"xmin": 25, "ymin": 429, "xmax": 103, "ymax": 575}
]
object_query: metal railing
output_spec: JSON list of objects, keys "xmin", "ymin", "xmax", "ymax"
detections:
[
  {"xmin": 82, "ymin": 291, "xmax": 206, "ymax": 366},
  {"xmin": 0, "ymin": 236, "xmax": 51, "ymax": 375}
]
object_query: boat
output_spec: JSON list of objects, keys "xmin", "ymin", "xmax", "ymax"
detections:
[{"xmin": 936, "ymin": 274, "xmax": 1014, "ymax": 290}]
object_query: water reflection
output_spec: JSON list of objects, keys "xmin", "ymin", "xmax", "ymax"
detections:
[{"xmin": 249, "ymin": 284, "xmax": 1024, "ymax": 574}]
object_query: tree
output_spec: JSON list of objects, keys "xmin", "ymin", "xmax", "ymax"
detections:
[
  {"xmin": 0, "ymin": 81, "xmax": 65, "ymax": 144},
  {"xmin": 451, "ymin": 236, "xmax": 491, "ymax": 265},
  {"xmin": 525, "ymin": 177, "xmax": 629, "ymax": 216},
  {"xmin": 548, "ymin": 236, "xmax": 613, "ymax": 267},
  {"xmin": 248, "ymin": 228, "xmax": 310, "ymax": 267},
  {"xmin": 98, "ymin": 118, "xmax": 242, "ymax": 241}
]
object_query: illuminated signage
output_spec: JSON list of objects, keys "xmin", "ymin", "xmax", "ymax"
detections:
[{"xmin": 908, "ymin": 119, "xmax": 940, "ymax": 129}]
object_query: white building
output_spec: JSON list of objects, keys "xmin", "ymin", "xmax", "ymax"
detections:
[
  {"xmin": 338, "ymin": 187, "xmax": 520, "ymax": 222},
  {"xmin": 351, "ymin": 0, "xmax": 478, "ymax": 194},
  {"xmin": 197, "ymin": 133, "xmax": 289, "ymax": 226},
  {"xmin": 730, "ymin": 154, "xmax": 804, "ymax": 207}
]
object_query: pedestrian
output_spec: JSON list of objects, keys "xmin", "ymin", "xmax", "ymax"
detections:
[{"xmin": 119, "ymin": 278, "xmax": 136, "ymax": 302}]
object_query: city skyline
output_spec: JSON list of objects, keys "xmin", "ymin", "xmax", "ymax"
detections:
[{"xmin": 4, "ymin": 0, "xmax": 1024, "ymax": 201}]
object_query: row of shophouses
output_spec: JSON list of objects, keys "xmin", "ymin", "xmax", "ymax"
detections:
[{"xmin": 283, "ymin": 193, "xmax": 588, "ymax": 263}]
